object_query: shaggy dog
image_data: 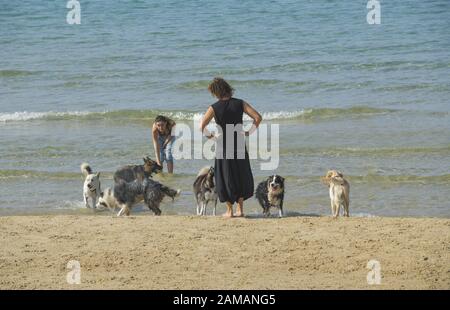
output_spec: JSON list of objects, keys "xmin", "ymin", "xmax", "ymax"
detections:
[
  {"xmin": 255, "ymin": 175, "xmax": 285, "ymax": 218},
  {"xmin": 80, "ymin": 163, "xmax": 101, "ymax": 208},
  {"xmin": 193, "ymin": 166, "xmax": 218, "ymax": 216},
  {"xmin": 113, "ymin": 156, "xmax": 162, "ymax": 183},
  {"xmin": 97, "ymin": 177, "xmax": 180, "ymax": 216},
  {"xmin": 321, "ymin": 170, "xmax": 350, "ymax": 217}
]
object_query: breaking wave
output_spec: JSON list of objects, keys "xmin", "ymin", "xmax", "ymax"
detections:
[{"xmin": 0, "ymin": 106, "xmax": 397, "ymax": 123}]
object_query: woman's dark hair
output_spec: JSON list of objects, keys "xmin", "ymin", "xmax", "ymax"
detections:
[
  {"xmin": 154, "ymin": 115, "xmax": 169, "ymax": 124},
  {"xmin": 208, "ymin": 77, "xmax": 234, "ymax": 99}
]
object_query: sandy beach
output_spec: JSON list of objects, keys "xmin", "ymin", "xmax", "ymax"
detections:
[{"xmin": 0, "ymin": 214, "xmax": 448, "ymax": 289}]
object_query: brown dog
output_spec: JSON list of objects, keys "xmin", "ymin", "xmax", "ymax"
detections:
[
  {"xmin": 113, "ymin": 156, "xmax": 162, "ymax": 183},
  {"xmin": 322, "ymin": 170, "xmax": 350, "ymax": 217}
]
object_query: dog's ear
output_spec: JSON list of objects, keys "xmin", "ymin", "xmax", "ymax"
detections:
[
  {"xmin": 321, "ymin": 172, "xmax": 331, "ymax": 185},
  {"xmin": 267, "ymin": 175, "xmax": 273, "ymax": 183},
  {"xmin": 331, "ymin": 175, "xmax": 345, "ymax": 185},
  {"xmin": 324, "ymin": 170, "xmax": 334, "ymax": 179},
  {"xmin": 99, "ymin": 191, "xmax": 104, "ymax": 197},
  {"xmin": 280, "ymin": 176, "xmax": 285, "ymax": 183},
  {"xmin": 337, "ymin": 171, "xmax": 344, "ymax": 177},
  {"xmin": 96, "ymin": 172, "xmax": 100, "ymax": 178}
]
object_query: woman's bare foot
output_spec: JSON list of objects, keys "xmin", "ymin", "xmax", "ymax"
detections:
[
  {"xmin": 235, "ymin": 198, "xmax": 245, "ymax": 217},
  {"xmin": 235, "ymin": 211, "xmax": 244, "ymax": 217},
  {"xmin": 223, "ymin": 202, "xmax": 234, "ymax": 217}
]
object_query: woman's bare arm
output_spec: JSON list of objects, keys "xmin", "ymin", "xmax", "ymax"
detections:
[
  {"xmin": 199, "ymin": 106, "xmax": 215, "ymax": 138},
  {"xmin": 151, "ymin": 123, "xmax": 162, "ymax": 164},
  {"xmin": 163, "ymin": 123, "xmax": 175, "ymax": 148},
  {"xmin": 243, "ymin": 101, "xmax": 262, "ymax": 135}
]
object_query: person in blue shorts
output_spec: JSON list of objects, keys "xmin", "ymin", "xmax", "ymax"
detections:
[{"xmin": 152, "ymin": 115, "xmax": 176, "ymax": 173}]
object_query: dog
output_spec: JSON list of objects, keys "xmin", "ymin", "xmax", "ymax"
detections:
[
  {"xmin": 97, "ymin": 177, "xmax": 180, "ymax": 216},
  {"xmin": 255, "ymin": 175, "xmax": 285, "ymax": 218},
  {"xmin": 193, "ymin": 166, "xmax": 218, "ymax": 216},
  {"xmin": 321, "ymin": 170, "xmax": 350, "ymax": 217},
  {"xmin": 81, "ymin": 163, "xmax": 101, "ymax": 208},
  {"xmin": 113, "ymin": 156, "xmax": 162, "ymax": 183}
]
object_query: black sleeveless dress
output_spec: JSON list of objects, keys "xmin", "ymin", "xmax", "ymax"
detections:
[{"xmin": 211, "ymin": 98, "xmax": 254, "ymax": 203}]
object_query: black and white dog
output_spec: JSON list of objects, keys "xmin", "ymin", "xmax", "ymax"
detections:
[
  {"xmin": 255, "ymin": 175, "xmax": 285, "ymax": 218},
  {"xmin": 80, "ymin": 163, "xmax": 101, "ymax": 208},
  {"xmin": 97, "ymin": 177, "xmax": 180, "ymax": 216},
  {"xmin": 193, "ymin": 166, "xmax": 218, "ymax": 216}
]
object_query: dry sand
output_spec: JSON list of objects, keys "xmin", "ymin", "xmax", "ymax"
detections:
[{"xmin": 0, "ymin": 215, "xmax": 448, "ymax": 289}]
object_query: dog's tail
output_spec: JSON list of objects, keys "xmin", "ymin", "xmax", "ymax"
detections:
[
  {"xmin": 197, "ymin": 166, "xmax": 211, "ymax": 177},
  {"xmin": 161, "ymin": 185, "xmax": 181, "ymax": 201},
  {"xmin": 80, "ymin": 163, "xmax": 93, "ymax": 177}
]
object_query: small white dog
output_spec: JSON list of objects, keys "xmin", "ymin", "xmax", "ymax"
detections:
[
  {"xmin": 81, "ymin": 163, "xmax": 101, "ymax": 208},
  {"xmin": 322, "ymin": 170, "xmax": 350, "ymax": 217}
]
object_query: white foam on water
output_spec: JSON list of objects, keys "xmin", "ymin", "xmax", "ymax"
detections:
[
  {"xmin": 258, "ymin": 110, "xmax": 306, "ymax": 120},
  {"xmin": 0, "ymin": 111, "xmax": 91, "ymax": 122},
  {"xmin": 59, "ymin": 200, "xmax": 87, "ymax": 210},
  {"xmin": 0, "ymin": 109, "xmax": 307, "ymax": 122}
]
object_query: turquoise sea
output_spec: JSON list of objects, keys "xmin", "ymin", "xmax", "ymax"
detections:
[{"xmin": 1, "ymin": 0, "xmax": 449, "ymax": 217}]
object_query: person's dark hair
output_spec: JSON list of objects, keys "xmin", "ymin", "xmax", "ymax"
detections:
[
  {"xmin": 154, "ymin": 115, "xmax": 169, "ymax": 124},
  {"xmin": 208, "ymin": 77, "xmax": 234, "ymax": 99}
]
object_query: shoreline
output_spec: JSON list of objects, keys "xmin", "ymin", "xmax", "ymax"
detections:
[
  {"xmin": 1, "ymin": 207, "xmax": 448, "ymax": 219},
  {"xmin": 0, "ymin": 215, "xmax": 448, "ymax": 289}
]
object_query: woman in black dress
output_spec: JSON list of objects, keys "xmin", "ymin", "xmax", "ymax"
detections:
[{"xmin": 200, "ymin": 78, "xmax": 262, "ymax": 217}]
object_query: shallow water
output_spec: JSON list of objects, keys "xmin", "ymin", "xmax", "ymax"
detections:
[{"xmin": 1, "ymin": 1, "xmax": 449, "ymax": 217}]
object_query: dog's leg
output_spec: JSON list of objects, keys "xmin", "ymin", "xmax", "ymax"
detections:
[
  {"xmin": 92, "ymin": 197, "xmax": 96, "ymax": 209},
  {"xmin": 344, "ymin": 201, "xmax": 350, "ymax": 217},
  {"xmin": 201, "ymin": 199, "xmax": 206, "ymax": 216},
  {"xmin": 213, "ymin": 199, "xmax": 217, "ymax": 216},
  {"xmin": 117, "ymin": 205, "xmax": 127, "ymax": 217},
  {"xmin": 84, "ymin": 195, "xmax": 89, "ymax": 208},
  {"xmin": 203, "ymin": 200, "xmax": 209, "ymax": 216},
  {"xmin": 331, "ymin": 200, "xmax": 340, "ymax": 218},
  {"xmin": 154, "ymin": 207, "xmax": 162, "ymax": 216},
  {"xmin": 279, "ymin": 199, "xmax": 284, "ymax": 218},
  {"xmin": 117, "ymin": 204, "xmax": 131, "ymax": 216},
  {"xmin": 278, "ymin": 206, "xmax": 283, "ymax": 218},
  {"xmin": 330, "ymin": 200, "xmax": 334, "ymax": 217},
  {"xmin": 341, "ymin": 203, "xmax": 346, "ymax": 217},
  {"xmin": 195, "ymin": 194, "xmax": 201, "ymax": 215},
  {"xmin": 196, "ymin": 199, "xmax": 201, "ymax": 216},
  {"xmin": 199, "ymin": 201, "xmax": 204, "ymax": 216},
  {"xmin": 278, "ymin": 208, "xmax": 283, "ymax": 218},
  {"xmin": 263, "ymin": 204, "xmax": 270, "ymax": 217},
  {"xmin": 334, "ymin": 202, "xmax": 340, "ymax": 218},
  {"xmin": 148, "ymin": 202, "xmax": 162, "ymax": 216}
]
